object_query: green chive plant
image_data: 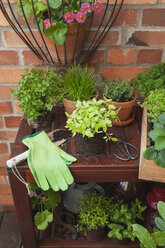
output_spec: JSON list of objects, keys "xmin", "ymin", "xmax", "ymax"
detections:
[{"xmin": 62, "ymin": 64, "xmax": 98, "ymax": 101}]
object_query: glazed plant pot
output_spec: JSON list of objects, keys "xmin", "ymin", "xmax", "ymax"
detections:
[
  {"xmin": 77, "ymin": 132, "xmax": 106, "ymax": 155},
  {"xmin": 103, "ymin": 93, "xmax": 137, "ymax": 126},
  {"xmin": 44, "ymin": 21, "xmax": 89, "ymax": 64},
  {"xmin": 86, "ymin": 228, "xmax": 106, "ymax": 242}
]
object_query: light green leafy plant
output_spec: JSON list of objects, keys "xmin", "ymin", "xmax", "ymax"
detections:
[
  {"xmin": 103, "ymin": 79, "xmax": 134, "ymax": 102},
  {"xmin": 108, "ymin": 198, "xmax": 147, "ymax": 241},
  {"xmin": 141, "ymin": 89, "xmax": 165, "ymax": 124},
  {"xmin": 143, "ymin": 113, "xmax": 165, "ymax": 167},
  {"xmin": 132, "ymin": 201, "xmax": 165, "ymax": 248},
  {"xmin": 131, "ymin": 62, "xmax": 165, "ymax": 98},
  {"xmin": 66, "ymin": 99, "xmax": 118, "ymax": 139},
  {"xmin": 11, "ymin": 68, "xmax": 64, "ymax": 121},
  {"xmin": 75, "ymin": 191, "xmax": 113, "ymax": 235},
  {"xmin": 62, "ymin": 64, "xmax": 98, "ymax": 101},
  {"xmin": 28, "ymin": 183, "xmax": 61, "ymax": 231}
]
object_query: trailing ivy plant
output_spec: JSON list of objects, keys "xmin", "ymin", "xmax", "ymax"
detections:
[
  {"xmin": 132, "ymin": 201, "xmax": 165, "ymax": 248},
  {"xmin": 141, "ymin": 89, "xmax": 165, "ymax": 124},
  {"xmin": 62, "ymin": 64, "xmax": 98, "ymax": 101},
  {"xmin": 103, "ymin": 79, "xmax": 134, "ymax": 102},
  {"xmin": 28, "ymin": 183, "xmax": 61, "ymax": 231},
  {"xmin": 66, "ymin": 99, "xmax": 118, "ymax": 140},
  {"xmin": 75, "ymin": 191, "xmax": 113, "ymax": 235},
  {"xmin": 107, "ymin": 198, "xmax": 147, "ymax": 241},
  {"xmin": 143, "ymin": 113, "xmax": 165, "ymax": 167},
  {"xmin": 131, "ymin": 62, "xmax": 165, "ymax": 98},
  {"xmin": 11, "ymin": 68, "xmax": 64, "ymax": 121}
]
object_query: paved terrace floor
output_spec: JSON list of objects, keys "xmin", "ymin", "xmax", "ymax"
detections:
[{"xmin": 0, "ymin": 212, "xmax": 22, "ymax": 248}]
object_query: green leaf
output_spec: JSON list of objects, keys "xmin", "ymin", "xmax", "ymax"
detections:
[
  {"xmin": 154, "ymin": 150, "xmax": 165, "ymax": 167},
  {"xmin": 38, "ymin": 1, "xmax": 47, "ymax": 12},
  {"xmin": 143, "ymin": 146, "xmax": 157, "ymax": 160},
  {"xmin": 17, "ymin": 0, "xmax": 32, "ymax": 21},
  {"xmin": 158, "ymin": 201, "xmax": 165, "ymax": 221},
  {"xmin": 44, "ymin": 24, "xmax": 68, "ymax": 46},
  {"xmin": 49, "ymin": 0, "xmax": 62, "ymax": 8},
  {"xmin": 43, "ymin": 189, "xmax": 61, "ymax": 210},
  {"xmin": 34, "ymin": 210, "xmax": 53, "ymax": 230},
  {"xmin": 151, "ymin": 231, "xmax": 165, "ymax": 246},
  {"xmin": 158, "ymin": 113, "xmax": 165, "ymax": 125},
  {"xmin": 28, "ymin": 182, "xmax": 38, "ymax": 190},
  {"xmin": 155, "ymin": 136, "xmax": 165, "ymax": 150},
  {"xmin": 149, "ymin": 129, "xmax": 165, "ymax": 141},
  {"xmin": 132, "ymin": 224, "xmax": 156, "ymax": 248},
  {"xmin": 155, "ymin": 217, "xmax": 165, "ymax": 231}
]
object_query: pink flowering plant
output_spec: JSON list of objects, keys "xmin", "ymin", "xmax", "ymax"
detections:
[{"xmin": 17, "ymin": 0, "xmax": 103, "ymax": 45}]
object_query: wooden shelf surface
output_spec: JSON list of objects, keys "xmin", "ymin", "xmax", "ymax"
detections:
[{"xmin": 10, "ymin": 106, "xmax": 142, "ymax": 182}]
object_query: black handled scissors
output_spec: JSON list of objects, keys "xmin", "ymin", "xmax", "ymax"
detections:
[{"xmin": 112, "ymin": 131, "xmax": 139, "ymax": 161}]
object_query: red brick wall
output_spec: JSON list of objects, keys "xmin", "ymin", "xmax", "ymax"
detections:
[{"xmin": 0, "ymin": 0, "xmax": 165, "ymax": 209}]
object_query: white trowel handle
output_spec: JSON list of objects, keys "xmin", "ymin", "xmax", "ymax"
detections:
[{"xmin": 6, "ymin": 150, "xmax": 29, "ymax": 168}]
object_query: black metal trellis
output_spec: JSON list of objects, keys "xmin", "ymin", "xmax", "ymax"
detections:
[{"xmin": 0, "ymin": 0, "xmax": 123, "ymax": 65}]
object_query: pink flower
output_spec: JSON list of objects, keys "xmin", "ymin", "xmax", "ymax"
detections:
[
  {"xmin": 92, "ymin": 2, "xmax": 103, "ymax": 14},
  {"xmin": 75, "ymin": 11, "xmax": 86, "ymax": 23},
  {"xmin": 80, "ymin": 3, "xmax": 90, "ymax": 14},
  {"xmin": 63, "ymin": 12, "xmax": 75, "ymax": 23},
  {"xmin": 44, "ymin": 19, "xmax": 52, "ymax": 29}
]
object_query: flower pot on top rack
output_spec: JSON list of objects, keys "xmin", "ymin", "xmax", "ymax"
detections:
[{"xmin": 44, "ymin": 21, "xmax": 89, "ymax": 64}]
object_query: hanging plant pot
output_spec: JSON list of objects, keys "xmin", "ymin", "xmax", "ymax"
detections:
[
  {"xmin": 44, "ymin": 21, "xmax": 89, "ymax": 64},
  {"xmin": 103, "ymin": 93, "xmax": 137, "ymax": 126},
  {"xmin": 86, "ymin": 228, "xmax": 106, "ymax": 242},
  {"xmin": 77, "ymin": 132, "xmax": 106, "ymax": 155}
]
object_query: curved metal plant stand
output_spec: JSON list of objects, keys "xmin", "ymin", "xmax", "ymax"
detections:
[{"xmin": 0, "ymin": 0, "xmax": 123, "ymax": 65}]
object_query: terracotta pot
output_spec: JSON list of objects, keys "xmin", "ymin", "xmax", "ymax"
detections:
[
  {"xmin": 86, "ymin": 228, "xmax": 105, "ymax": 242},
  {"xmin": 44, "ymin": 21, "xmax": 89, "ymax": 64},
  {"xmin": 103, "ymin": 93, "xmax": 137, "ymax": 126},
  {"xmin": 62, "ymin": 91, "xmax": 99, "ymax": 116}
]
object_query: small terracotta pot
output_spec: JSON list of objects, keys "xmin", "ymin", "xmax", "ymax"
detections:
[
  {"xmin": 43, "ymin": 21, "xmax": 89, "ymax": 64},
  {"xmin": 103, "ymin": 93, "xmax": 137, "ymax": 126},
  {"xmin": 86, "ymin": 228, "xmax": 105, "ymax": 242},
  {"xmin": 62, "ymin": 91, "xmax": 99, "ymax": 116}
]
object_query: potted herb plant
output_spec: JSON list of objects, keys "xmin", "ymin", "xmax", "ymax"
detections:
[
  {"xmin": 107, "ymin": 198, "xmax": 147, "ymax": 244},
  {"xmin": 131, "ymin": 62, "xmax": 165, "ymax": 98},
  {"xmin": 17, "ymin": 0, "xmax": 103, "ymax": 63},
  {"xmin": 75, "ymin": 191, "xmax": 112, "ymax": 242},
  {"xmin": 11, "ymin": 67, "xmax": 64, "ymax": 128},
  {"xmin": 62, "ymin": 64, "xmax": 99, "ymax": 115},
  {"xmin": 65, "ymin": 99, "xmax": 118, "ymax": 155},
  {"xmin": 103, "ymin": 79, "xmax": 137, "ymax": 126},
  {"xmin": 132, "ymin": 201, "xmax": 165, "ymax": 248},
  {"xmin": 28, "ymin": 183, "xmax": 61, "ymax": 231}
]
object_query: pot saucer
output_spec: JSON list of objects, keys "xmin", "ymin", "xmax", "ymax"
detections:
[{"xmin": 112, "ymin": 111, "xmax": 135, "ymax": 126}]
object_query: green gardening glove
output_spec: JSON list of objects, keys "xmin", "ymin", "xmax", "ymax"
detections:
[{"xmin": 22, "ymin": 131, "xmax": 77, "ymax": 191}]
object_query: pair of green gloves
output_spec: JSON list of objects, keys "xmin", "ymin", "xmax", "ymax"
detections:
[{"xmin": 22, "ymin": 131, "xmax": 76, "ymax": 191}]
